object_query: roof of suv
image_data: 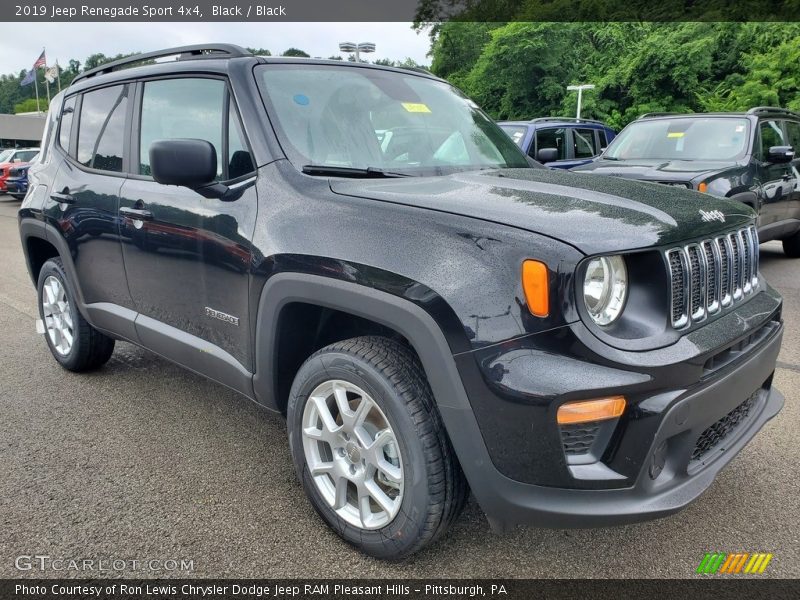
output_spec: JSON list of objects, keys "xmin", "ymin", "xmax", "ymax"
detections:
[
  {"xmin": 499, "ymin": 117, "xmax": 612, "ymax": 129},
  {"xmin": 636, "ymin": 107, "xmax": 800, "ymax": 121},
  {"xmin": 68, "ymin": 43, "xmax": 444, "ymax": 94}
]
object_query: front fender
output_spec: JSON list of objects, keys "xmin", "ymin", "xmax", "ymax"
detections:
[{"xmin": 252, "ymin": 270, "xmax": 469, "ymax": 411}]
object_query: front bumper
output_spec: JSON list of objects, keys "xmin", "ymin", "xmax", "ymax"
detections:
[
  {"xmin": 443, "ymin": 288, "xmax": 784, "ymax": 529},
  {"xmin": 5, "ymin": 180, "xmax": 27, "ymax": 196},
  {"xmin": 476, "ymin": 325, "xmax": 781, "ymax": 528}
]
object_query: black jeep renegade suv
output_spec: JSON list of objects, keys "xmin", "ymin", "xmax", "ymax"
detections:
[
  {"xmin": 18, "ymin": 45, "xmax": 784, "ymax": 559},
  {"xmin": 573, "ymin": 108, "xmax": 800, "ymax": 257}
]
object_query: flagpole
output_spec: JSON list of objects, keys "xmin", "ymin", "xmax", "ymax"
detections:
[
  {"xmin": 42, "ymin": 47, "xmax": 49, "ymax": 107},
  {"xmin": 34, "ymin": 73, "xmax": 40, "ymax": 113}
]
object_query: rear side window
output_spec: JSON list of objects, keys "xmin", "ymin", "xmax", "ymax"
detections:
[
  {"xmin": 77, "ymin": 85, "xmax": 128, "ymax": 172},
  {"xmin": 39, "ymin": 95, "xmax": 61, "ymax": 162},
  {"xmin": 58, "ymin": 95, "xmax": 76, "ymax": 155},
  {"xmin": 535, "ymin": 128, "xmax": 567, "ymax": 160},
  {"xmin": 573, "ymin": 128, "xmax": 598, "ymax": 159}
]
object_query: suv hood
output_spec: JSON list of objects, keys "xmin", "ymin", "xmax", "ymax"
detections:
[
  {"xmin": 572, "ymin": 157, "xmax": 736, "ymax": 182},
  {"xmin": 329, "ymin": 168, "xmax": 753, "ymax": 255}
]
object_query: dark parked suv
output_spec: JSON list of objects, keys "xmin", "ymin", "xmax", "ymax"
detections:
[
  {"xmin": 573, "ymin": 108, "xmax": 800, "ymax": 257},
  {"xmin": 19, "ymin": 45, "xmax": 784, "ymax": 559},
  {"xmin": 498, "ymin": 117, "xmax": 616, "ymax": 169}
]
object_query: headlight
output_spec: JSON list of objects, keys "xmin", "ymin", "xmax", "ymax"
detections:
[{"xmin": 583, "ymin": 255, "xmax": 628, "ymax": 326}]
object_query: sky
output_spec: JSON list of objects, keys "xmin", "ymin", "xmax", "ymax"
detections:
[{"xmin": 0, "ymin": 22, "xmax": 433, "ymax": 74}]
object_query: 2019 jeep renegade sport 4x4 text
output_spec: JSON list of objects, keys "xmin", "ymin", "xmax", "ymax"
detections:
[{"xmin": 18, "ymin": 45, "xmax": 784, "ymax": 560}]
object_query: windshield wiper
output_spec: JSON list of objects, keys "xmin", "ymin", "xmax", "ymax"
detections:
[
  {"xmin": 301, "ymin": 165, "xmax": 410, "ymax": 178},
  {"xmin": 601, "ymin": 156, "xmax": 620, "ymax": 161}
]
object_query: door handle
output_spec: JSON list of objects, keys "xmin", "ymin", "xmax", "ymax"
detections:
[
  {"xmin": 119, "ymin": 207, "xmax": 153, "ymax": 221},
  {"xmin": 50, "ymin": 191, "xmax": 75, "ymax": 204}
]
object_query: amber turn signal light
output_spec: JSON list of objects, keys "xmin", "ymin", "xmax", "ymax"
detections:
[
  {"xmin": 557, "ymin": 396, "xmax": 626, "ymax": 425},
  {"xmin": 522, "ymin": 260, "xmax": 549, "ymax": 317}
]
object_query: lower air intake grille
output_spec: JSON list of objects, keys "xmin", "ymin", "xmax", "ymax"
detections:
[
  {"xmin": 560, "ymin": 422, "xmax": 601, "ymax": 455},
  {"xmin": 691, "ymin": 392, "xmax": 758, "ymax": 462}
]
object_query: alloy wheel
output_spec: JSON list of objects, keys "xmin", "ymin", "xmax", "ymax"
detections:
[
  {"xmin": 301, "ymin": 379, "xmax": 404, "ymax": 530},
  {"xmin": 41, "ymin": 275, "xmax": 74, "ymax": 356}
]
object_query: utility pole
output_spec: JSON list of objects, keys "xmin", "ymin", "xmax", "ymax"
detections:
[{"xmin": 567, "ymin": 84, "xmax": 595, "ymax": 120}]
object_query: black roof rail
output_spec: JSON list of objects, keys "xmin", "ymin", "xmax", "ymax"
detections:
[
  {"xmin": 529, "ymin": 117, "xmax": 606, "ymax": 125},
  {"xmin": 637, "ymin": 112, "xmax": 686, "ymax": 119},
  {"xmin": 72, "ymin": 44, "xmax": 252, "ymax": 84},
  {"xmin": 747, "ymin": 106, "xmax": 800, "ymax": 117}
]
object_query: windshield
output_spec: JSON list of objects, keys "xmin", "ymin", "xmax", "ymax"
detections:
[
  {"xmin": 498, "ymin": 124, "xmax": 528, "ymax": 148},
  {"xmin": 605, "ymin": 117, "xmax": 750, "ymax": 161},
  {"xmin": 257, "ymin": 64, "xmax": 530, "ymax": 176},
  {"xmin": 0, "ymin": 150, "xmax": 13, "ymax": 163}
]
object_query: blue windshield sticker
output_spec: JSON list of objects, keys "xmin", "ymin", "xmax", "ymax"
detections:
[{"xmin": 293, "ymin": 94, "xmax": 310, "ymax": 106}]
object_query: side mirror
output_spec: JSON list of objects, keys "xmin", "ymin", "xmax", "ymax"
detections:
[
  {"xmin": 149, "ymin": 139, "xmax": 244, "ymax": 201},
  {"xmin": 537, "ymin": 147, "xmax": 559, "ymax": 163},
  {"xmin": 767, "ymin": 145, "xmax": 795, "ymax": 164},
  {"xmin": 150, "ymin": 138, "xmax": 216, "ymax": 187}
]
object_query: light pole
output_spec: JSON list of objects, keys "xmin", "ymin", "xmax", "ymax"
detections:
[
  {"xmin": 339, "ymin": 42, "xmax": 376, "ymax": 63},
  {"xmin": 567, "ymin": 84, "xmax": 595, "ymax": 120}
]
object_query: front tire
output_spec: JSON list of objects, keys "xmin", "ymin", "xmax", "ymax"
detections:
[
  {"xmin": 783, "ymin": 229, "xmax": 800, "ymax": 258},
  {"xmin": 287, "ymin": 336, "xmax": 467, "ymax": 560},
  {"xmin": 37, "ymin": 258, "xmax": 115, "ymax": 371}
]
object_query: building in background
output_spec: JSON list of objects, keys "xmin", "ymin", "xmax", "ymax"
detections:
[{"xmin": 0, "ymin": 113, "xmax": 45, "ymax": 149}]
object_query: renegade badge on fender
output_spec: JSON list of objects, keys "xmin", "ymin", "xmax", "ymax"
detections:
[{"xmin": 19, "ymin": 45, "xmax": 784, "ymax": 560}]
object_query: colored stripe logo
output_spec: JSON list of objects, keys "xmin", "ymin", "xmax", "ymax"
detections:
[{"xmin": 696, "ymin": 553, "xmax": 773, "ymax": 574}]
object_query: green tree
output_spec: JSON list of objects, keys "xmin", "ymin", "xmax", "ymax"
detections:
[
  {"xmin": 281, "ymin": 48, "xmax": 310, "ymax": 57},
  {"xmin": 428, "ymin": 22, "xmax": 800, "ymax": 130},
  {"xmin": 429, "ymin": 21, "xmax": 499, "ymax": 85}
]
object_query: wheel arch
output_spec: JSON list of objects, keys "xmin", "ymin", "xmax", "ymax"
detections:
[
  {"xmin": 252, "ymin": 272, "xmax": 472, "ymax": 416},
  {"xmin": 19, "ymin": 219, "xmax": 88, "ymax": 308},
  {"xmin": 726, "ymin": 190, "xmax": 759, "ymax": 212}
]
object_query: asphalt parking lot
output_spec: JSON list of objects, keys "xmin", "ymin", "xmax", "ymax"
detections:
[{"xmin": 0, "ymin": 195, "xmax": 798, "ymax": 579}]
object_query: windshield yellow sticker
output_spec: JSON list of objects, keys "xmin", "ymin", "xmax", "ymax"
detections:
[
  {"xmin": 667, "ymin": 132, "xmax": 685, "ymax": 138},
  {"xmin": 402, "ymin": 102, "xmax": 431, "ymax": 113}
]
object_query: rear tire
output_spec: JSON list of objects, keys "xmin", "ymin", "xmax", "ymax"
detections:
[
  {"xmin": 287, "ymin": 336, "xmax": 467, "ymax": 560},
  {"xmin": 783, "ymin": 229, "xmax": 800, "ymax": 258},
  {"xmin": 37, "ymin": 257, "xmax": 115, "ymax": 371}
]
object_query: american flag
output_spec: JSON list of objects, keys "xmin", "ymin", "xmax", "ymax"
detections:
[{"xmin": 32, "ymin": 50, "xmax": 46, "ymax": 69}]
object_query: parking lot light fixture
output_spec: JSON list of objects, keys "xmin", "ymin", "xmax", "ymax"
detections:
[
  {"xmin": 339, "ymin": 41, "xmax": 376, "ymax": 63},
  {"xmin": 567, "ymin": 84, "xmax": 596, "ymax": 120}
]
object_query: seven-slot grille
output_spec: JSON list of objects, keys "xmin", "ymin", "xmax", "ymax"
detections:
[{"xmin": 666, "ymin": 226, "xmax": 759, "ymax": 329}]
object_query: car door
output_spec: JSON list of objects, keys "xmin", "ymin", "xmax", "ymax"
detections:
[
  {"xmin": 43, "ymin": 84, "xmax": 134, "ymax": 311},
  {"xmin": 568, "ymin": 127, "xmax": 602, "ymax": 168},
  {"xmin": 118, "ymin": 76, "xmax": 258, "ymax": 374},
  {"xmin": 755, "ymin": 119, "xmax": 793, "ymax": 228},
  {"xmin": 783, "ymin": 119, "xmax": 800, "ymax": 225},
  {"xmin": 531, "ymin": 127, "xmax": 570, "ymax": 168}
]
